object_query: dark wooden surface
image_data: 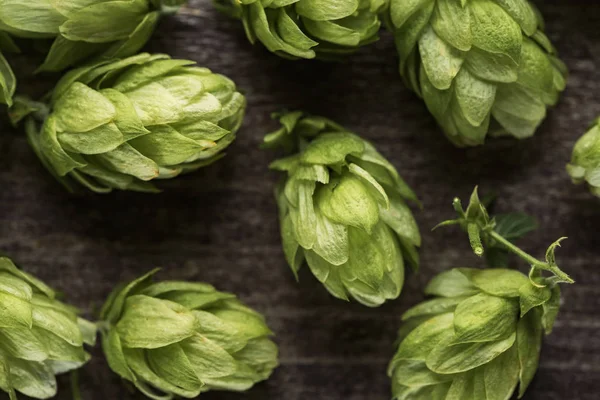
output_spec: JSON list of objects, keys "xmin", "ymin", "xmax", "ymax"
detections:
[{"xmin": 1, "ymin": 1, "xmax": 599, "ymax": 399}]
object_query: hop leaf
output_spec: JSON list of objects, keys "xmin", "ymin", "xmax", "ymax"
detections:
[
  {"xmin": 389, "ymin": 267, "xmax": 562, "ymax": 400},
  {"xmin": 99, "ymin": 270, "xmax": 279, "ymax": 398},
  {"xmin": 25, "ymin": 53, "xmax": 246, "ymax": 193},
  {"xmin": 0, "ymin": 257, "xmax": 95, "ymax": 400},
  {"xmin": 388, "ymin": 0, "xmax": 568, "ymax": 147},
  {"xmin": 567, "ymin": 117, "xmax": 600, "ymax": 197},
  {"xmin": 265, "ymin": 111, "xmax": 421, "ymax": 307},
  {"xmin": 213, "ymin": 0, "xmax": 389, "ymax": 59}
]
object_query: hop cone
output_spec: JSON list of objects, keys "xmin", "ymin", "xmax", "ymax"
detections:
[
  {"xmin": 0, "ymin": 257, "xmax": 96, "ymax": 400},
  {"xmin": 0, "ymin": 0, "xmax": 186, "ymax": 72},
  {"xmin": 567, "ymin": 118, "xmax": 600, "ymax": 197},
  {"xmin": 26, "ymin": 53, "xmax": 245, "ymax": 193},
  {"xmin": 264, "ymin": 111, "xmax": 421, "ymax": 307},
  {"xmin": 388, "ymin": 0, "xmax": 567, "ymax": 146},
  {"xmin": 389, "ymin": 268, "xmax": 562, "ymax": 400},
  {"xmin": 214, "ymin": 0, "xmax": 389, "ymax": 59},
  {"xmin": 100, "ymin": 270, "xmax": 279, "ymax": 399}
]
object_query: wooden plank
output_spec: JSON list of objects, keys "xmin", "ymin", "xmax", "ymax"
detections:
[{"xmin": 0, "ymin": 0, "xmax": 599, "ymax": 399}]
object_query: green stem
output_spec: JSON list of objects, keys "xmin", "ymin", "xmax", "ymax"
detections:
[
  {"xmin": 71, "ymin": 369, "xmax": 81, "ymax": 400},
  {"xmin": 489, "ymin": 231, "xmax": 574, "ymax": 284},
  {"xmin": 489, "ymin": 231, "xmax": 541, "ymax": 266}
]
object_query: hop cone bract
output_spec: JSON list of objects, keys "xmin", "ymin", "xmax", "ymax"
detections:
[
  {"xmin": 0, "ymin": 257, "xmax": 96, "ymax": 400},
  {"xmin": 100, "ymin": 270, "xmax": 279, "ymax": 399},
  {"xmin": 0, "ymin": 0, "xmax": 186, "ymax": 72},
  {"xmin": 214, "ymin": 0, "xmax": 389, "ymax": 59},
  {"xmin": 264, "ymin": 111, "xmax": 421, "ymax": 307},
  {"xmin": 567, "ymin": 118, "xmax": 600, "ymax": 197},
  {"xmin": 388, "ymin": 0, "xmax": 567, "ymax": 146},
  {"xmin": 389, "ymin": 268, "xmax": 562, "ymax": 400},
  {"xmin": 27, "ymin": 53, "xmax": 245, "ymax": 193},
  {"xmin": 0, "ymin": 32, "xmax": 16, "ymax": 105}
]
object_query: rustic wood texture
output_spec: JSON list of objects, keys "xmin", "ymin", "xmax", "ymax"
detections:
[{"xmin": 1, "ymin": 0, "xmax": 599, "ymax": 399}]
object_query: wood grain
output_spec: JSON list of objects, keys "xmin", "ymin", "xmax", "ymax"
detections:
[{"xmin": 0, "ymin": 0, "xmax": 599, "ymax": 399}]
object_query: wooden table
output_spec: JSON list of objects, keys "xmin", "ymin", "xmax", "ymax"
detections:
[{"xmin": 0, "ymin": 1, "xmax": 598, "ymax": 399}]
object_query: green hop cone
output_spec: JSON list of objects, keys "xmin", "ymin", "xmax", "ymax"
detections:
[
  {"xmin": 0, "ymin": 257, "xmax": 96, "ymax": 400},
  {"xmin": 387, "ymin": 0, "xmax": 568, "ymax": 147},
  {"xmin": 264, "ymin": 111, "xmax": 421, "ymax": 307},
  {"xmin": 213, "ymin": 0, "xmax": 389, "ymax": 59},
  {"xmin": 99, "ymin": 270, "xmax": 279, "ymax": 399},
  {"xmin": 567, "ymin": 118, "xmax": 600, "ymax": 197},
  {"xmin": 25, "ymin": 53, "xmax": 245, "ymax": 193},
  {"xmin": 389, "ymin": 267, "xmax": 564, "ymax": 400},
  {"xmin": 0, "ymin": 0, "xmax": 187, "ymax": 72}
]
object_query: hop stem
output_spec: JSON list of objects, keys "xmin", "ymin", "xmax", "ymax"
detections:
[{"xmin": 489, "ymin": 231, "xmax": 574, "ymax": 284}]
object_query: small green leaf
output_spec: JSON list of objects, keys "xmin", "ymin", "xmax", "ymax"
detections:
[
  {"xmin": 343, "ymin": 224, "xmax": 396, "ymax": 290},
  {"xmin": 123, "ymin": 347, "xmax": 202, "ymax": 398},
  {"xmin": 390, "ymin": 359, "xmax": 455, "ymax": 388},
  {"xmin": 390, "ymin": 0, "xmax": 434, "ymax": 29},
  {"xmin": 209, "ymin": 307, "xmax": 272, "ymax": 341},
  {"xmin": 192, "ymin": 310, "xmax": 247, "ymax": 353},
  {"xmin": 446, "ymin": 373, "xmax": 475, "ymax": 400},
  {"xmin": 425, "ymin": 269, "xmax": 479, "ymax": 298},
  {"xmin": 146, "ymin": 343, "xmax": 203, "ymax": 391},
  {"xmin": 312, "ymin": 207, "xmax": 349, "ymax": 266},
  {"xmin": 300, "ymin": 132, "xmax": 365, "ymax": 166},
  {"xmin": 395, "ymin": 312, "xmax": 454, "ymax": 361},
  {"xmin": 101, "ymin": 269, "xmax": 159, "ymax": 323},
  {"xmin": 516, "ymin": 307, "xmax": 542, "ymax": 397},
  {"xmin": 466, "ymin": 268, "xmax": 530, "ymax": 298},
  {"xmin": 431, "ymin": 0, "xmax": 472, "ymax": 51},
  {"xmin": 53, "ymin": 82, "xmax": 116, "ymax": 133},
  {"xmin": 60, "ymin": 0, "xmax": 148, "ymax": 43},
  {"xmin": 0, "ymin": 0, "xmax": 65, "ymax": 34},
  {"xmin": 0, "ymin": 292, "xmax": 32, "ymax": 329},
  {"xmin": 180, "ymin": 333, "xmax": 237, "ymax": 380},
  {"xmin": 102, "ymin": 329, "xmax": 135, "ymax": 382},
  {"xmin": 518, "ymin": 282, "xmax": 551, "ymax": 316},
  {"xmin": 90, "ymin": 143, "xmax": 159, "ymax": 181},
  {"xmin": 455, "ymin": 68, "xmax": 497, "ymax": 127},
  {"xmin": 280, "ymin": 214, "xmax": 304, "ymax": 276},
  {"xmin": 58, "ymin": 122, "xmax": 124, "ymax": 155},
  {"xmin": 0, "ymin": 271, "xmax": 33, "ymax": 301},
  {"xmin": 348, "ymin": 163, "xmax": 389, "ymax": 209},
  {"xmin": 0, "ymin": 50, "xmax": 16, "ymax": 106},
  {"xmin": 317, "ymin": 174, "xmax": 380, "ymax": 233},
  {"xmin": 453, "ymin": 293, "xmax": 518, "ymax": 343},
  {"xmin": 426, "ymin": 332, "xmax": 516, "ymax": 374},
  {"xmin": 0, "ymin": 328, "xmax": 47, "ymax": 361},
  {"xmin": 304, "ymin": 250, "xmax": 333, "ymax": 283},
  {"xmin": 469, "ymin": 0, "xmax": 522, "ymax": 63},
  {"xmin": 295, "ymin": 0, "xmax": 359, "ymax": 21},
  {"xmin": 129, "ymin": 125, "xmax": 207, "ymax": 167},
  {"xmin": 541, "ymin": 285, "xmax": 561, "ymax": 334},
  {"xmin": 419, "ymin": 25, "xmax": 464, "ymax": 90},
  {"xmin": 303, "ymin": 19, "xmax": 361, "ymax": 47},
  {"xmin": 402, "ymin": 296, "xmax": 467, "ymax": 321},
  {"xmin": 484, "ymin": 342, "xmax": 519, "ymax": 400},
  {"xmin": 32, "ymin": 306, "xmax": 82, "ymax": 347},
  {"xmin": 116, "ymin": 295, "xmax": 197, "ymax": 349},
  {"xmin": 8, "ymin": 358, "xmax": 57, "ymax": 399}
]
